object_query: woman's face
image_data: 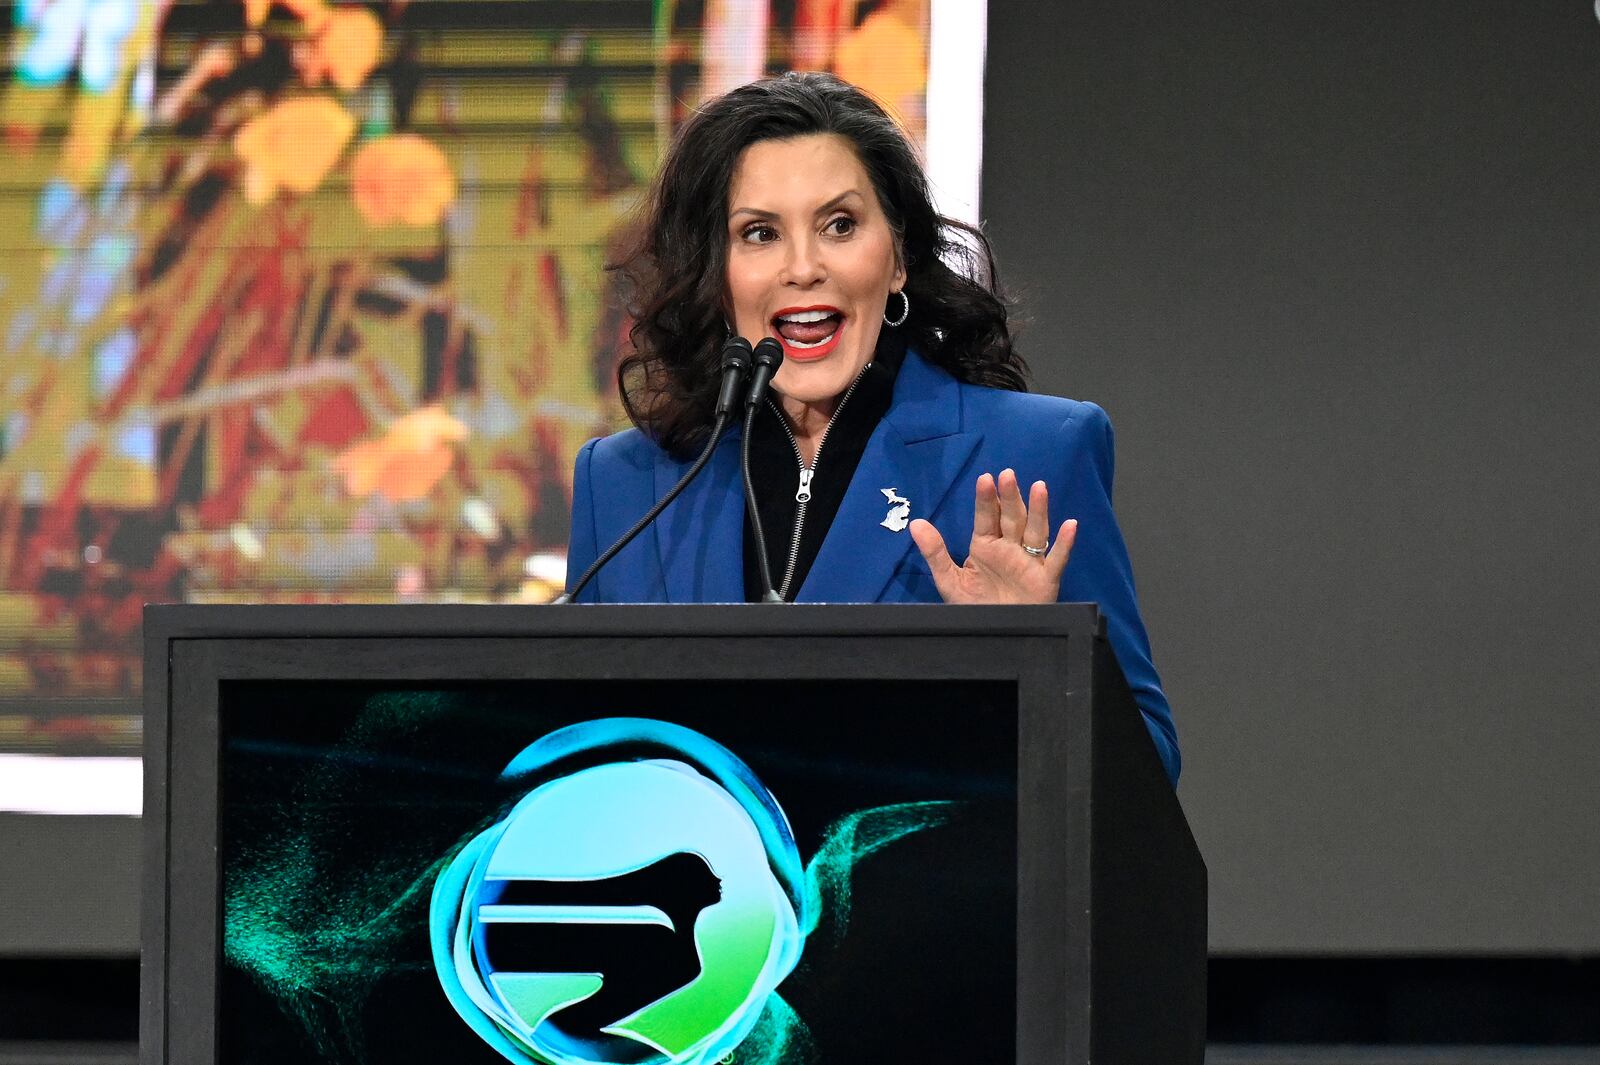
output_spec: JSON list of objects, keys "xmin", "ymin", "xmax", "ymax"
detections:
[{"xmin": 725, "ymin": 133, "xmax": 906, "ymax": 411}]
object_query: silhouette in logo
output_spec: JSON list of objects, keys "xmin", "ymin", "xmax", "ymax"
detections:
[
  {"xmin": 479, "ymin": 851, "xmax": 724, "ymax": 1037},
  {"xmin": 430, "ymin": 719, "xmax": 804, "ymax": 1065}
]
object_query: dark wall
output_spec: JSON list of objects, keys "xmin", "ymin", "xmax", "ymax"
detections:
[{"xmin": 984, "ymin": 0, "xmax": 1600, "ymax": 952}]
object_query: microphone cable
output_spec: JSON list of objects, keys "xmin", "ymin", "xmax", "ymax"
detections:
[
  {"xmin": 741, "ymin": 338, "xmax": 786, "ymax": 603},
  {"xmin": 555, "ymin": 338, "xmax": 754, "ymax": 603}
]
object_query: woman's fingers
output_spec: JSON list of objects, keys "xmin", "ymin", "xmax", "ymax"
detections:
[
  {"xmin": 997, "ymin": 468, "xmax": 1027, "ymax": 541},
  {"xmin": 909, "ymin": 518, "xmax": 959, "ymax": 599},
  {"xmin": 972, "ymin": 472, "xmax": 1000, "ymax": 539},
  {"xmin": 1045, "ymin": 518, "xmax": 1078, "ymax": 581},
  {"xmin": 1023, "ymin": 480, "xmax": 1050, "ymax": 552}
]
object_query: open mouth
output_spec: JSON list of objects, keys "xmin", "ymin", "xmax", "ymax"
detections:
[{"xmin": 771, "ymin": 307, "xmax": 846, "ymax": 359}]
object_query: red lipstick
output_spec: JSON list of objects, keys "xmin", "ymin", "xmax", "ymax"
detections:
[{"xmin": 770, "ymin": 305, "xmax": 846, "ymax": 362}]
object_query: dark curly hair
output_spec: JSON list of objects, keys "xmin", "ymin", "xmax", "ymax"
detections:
[{"xmin": 613, "ymin": 71, "xmax": 1027, "ymax": 458}]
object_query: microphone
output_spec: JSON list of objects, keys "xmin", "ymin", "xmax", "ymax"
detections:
[
  {"xmin": 555, "ymin": 337, "xmax": 753, "ymax": 604},
  {"xmin": 741, "ymin": 338, "xmax": 786, "ymax": 603},
  {"xmin": 745, "ymin": 337, "xmax": 784, "ymax": 410},
  {"xmin": 715, "ymin": 336, "xmax": 754, "ymax": 417}
]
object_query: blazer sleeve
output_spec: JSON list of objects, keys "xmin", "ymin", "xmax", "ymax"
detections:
[
  {"xmin": 565, "ymin": 438, "xmax": 603, "ymax": 603},
  {"xmin": 1056, "ymin": 402, "xmax": 1180, "ymax": 785}
]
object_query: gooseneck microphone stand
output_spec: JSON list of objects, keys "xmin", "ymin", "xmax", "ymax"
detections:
[
  {"xmin": 554, "ymin": 337, "xmax": 754, "ymax": 604},
  {"xmin": 741, "ymin": 338, "xmax": 787, "ymax": 603}
]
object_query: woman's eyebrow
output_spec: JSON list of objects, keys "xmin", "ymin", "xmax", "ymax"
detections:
[
  {"xmin": 728, "ymin": 189, "xmax": 866, "ymax": 222},
  {"xmin": 811, "ymin": 190, "xmax": 865, "ymax": 216}
]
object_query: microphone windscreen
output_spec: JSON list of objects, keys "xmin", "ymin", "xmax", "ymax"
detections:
[
  {"xmin": 721, "ymin": 335, "xmax": 754, "ymax": 370},
  {"xmin": 752, "ymin": 337, "xmax": 783, "ymax": 368}
]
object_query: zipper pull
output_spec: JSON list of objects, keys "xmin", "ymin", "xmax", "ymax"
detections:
[{"xmin": 795, "ymin": 467, "xmax": 814, "ymax": 503}]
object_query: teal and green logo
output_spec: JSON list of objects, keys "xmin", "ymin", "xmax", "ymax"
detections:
[{"xmin": 429, "ymin": 719, "xmax": 805, "ymax": 1065}]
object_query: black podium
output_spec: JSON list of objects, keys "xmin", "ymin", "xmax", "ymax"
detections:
[{"xmin": 142, "ymin": 604, "xmax": 1204, "ymax": 1065}]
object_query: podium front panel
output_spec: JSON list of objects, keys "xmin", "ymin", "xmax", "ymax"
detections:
[{"xmin": 143, "ymin": 604, "xmax": 1191, "ymax": 1065}]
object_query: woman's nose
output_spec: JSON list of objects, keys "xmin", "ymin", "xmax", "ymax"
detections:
[{"xmin": 781, "ymin": 237, "xmax": 826, "ymax": 287}]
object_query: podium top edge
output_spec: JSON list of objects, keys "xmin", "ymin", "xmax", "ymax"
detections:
[{"xmin": 142, "ymin": 602, "xmax": 1104, "ymax": 641}]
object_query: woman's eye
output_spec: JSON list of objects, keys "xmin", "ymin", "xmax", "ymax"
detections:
[
  {"xmin": 741, "ymin": 224, "xmax": 777, "ymax": 243},
  {"xmin": 826, "ymin": 215, "xmax": 856, "ymax": 236}
]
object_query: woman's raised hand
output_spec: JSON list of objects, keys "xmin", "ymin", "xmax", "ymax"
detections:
[{"xmin": 908, "ymin": 469, "xmax": 1077, "ymax": 605}]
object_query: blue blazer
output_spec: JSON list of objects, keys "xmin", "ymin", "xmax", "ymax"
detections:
[{"xmin": 567, "ymin": 350, "xmax": 1179, "ymax": 784}]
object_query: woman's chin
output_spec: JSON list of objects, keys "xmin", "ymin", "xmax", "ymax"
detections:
[{"xmin": 773, "ymin": 361, "xmax": 864, "ymax": 406}]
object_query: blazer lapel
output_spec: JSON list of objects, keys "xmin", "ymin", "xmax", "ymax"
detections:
[
  {"xmin": 798, "ymin": 353, "xmax": 982, "ymax": 603},
  {"xmin": 653, "ymin": 429, "xmax": 746, "ymax": 603}
]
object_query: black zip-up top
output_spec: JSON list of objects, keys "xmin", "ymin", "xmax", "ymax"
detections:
[{"xmin": 741, "ymin": 330, "xmax": 908, "ymax": 601}]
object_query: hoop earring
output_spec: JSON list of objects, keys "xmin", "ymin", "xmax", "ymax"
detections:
[{"xmin": 884, "ymin": 290, "xmax": 910, "ymax": 327}]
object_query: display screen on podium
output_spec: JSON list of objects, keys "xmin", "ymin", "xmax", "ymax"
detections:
[{"xmin": 218, "ymin": 678, "xmax": 1018, "ymax": 1065}]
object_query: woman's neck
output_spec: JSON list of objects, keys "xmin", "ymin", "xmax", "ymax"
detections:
[{"xmin": 776, "ymin": 393, "xmax": 841, "ymax": 466}]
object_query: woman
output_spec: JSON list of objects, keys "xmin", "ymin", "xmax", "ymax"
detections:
[{"xmin": 565, "ymin": 72, "xmax": 1178, "ymax": 784}]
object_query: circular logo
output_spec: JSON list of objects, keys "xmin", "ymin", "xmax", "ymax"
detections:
[{"xmin": 430, "ymin": 719, "xmax": 805, "ymax": 1065}]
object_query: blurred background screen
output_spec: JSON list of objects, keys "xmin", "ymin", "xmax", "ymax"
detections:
[{"xmin": 0, "ymin": 0, "xmax": 981, "ymax": 825}]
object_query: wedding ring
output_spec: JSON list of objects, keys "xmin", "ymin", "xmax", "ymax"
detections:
[{"xmin": 1022, "ymin": 542, "xmax": 1048, "ymax": 558}]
